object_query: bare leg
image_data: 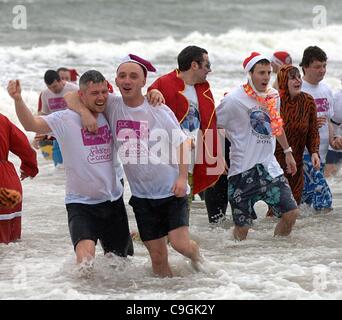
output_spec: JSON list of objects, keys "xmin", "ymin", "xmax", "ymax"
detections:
[
  {"xmin": 168, "ymin": 226, "xmax": 201, "ymax": 266},
  {"xmin": 324, "ymin": 163, "xmax": 337, "ymax": 178},
  {"xmin": 75, "ymin": 240, "xmax": 96, "ymax": 277},
  {"xmin": 233, "ymin": 226, "xmax": 249, "ymax": 240},
  {"xmin": 144, "ymin": 237, "xmax": 172, "ymax": 277},
  {"xmin": 75, "ymin": 239, "xmax": 96, "ymax": 264},
  {"xmin": 274, "ymin": 208, "xmax": 299, "ymax": 236}
]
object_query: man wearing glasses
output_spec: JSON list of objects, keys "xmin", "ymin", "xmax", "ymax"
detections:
[{"xmin": 148, "ymin": 46, "xmax": 225, "ymax": 215}]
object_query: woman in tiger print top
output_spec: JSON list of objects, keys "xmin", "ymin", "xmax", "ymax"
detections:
[{"xmin": 274, "ymin": 65, "xmax": 320, "ymax": 205}]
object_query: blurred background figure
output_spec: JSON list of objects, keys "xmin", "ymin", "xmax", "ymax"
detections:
[{"xmin": 271, "ymin": 51, "xmax": 293, "ymax": 89}]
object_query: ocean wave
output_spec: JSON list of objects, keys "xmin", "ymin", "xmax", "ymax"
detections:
[
  {"xmin": 1, "ymin": 25, "xmax": 342, "ymax": 64},
  {"xmin": 1, "ymin": 25, "xmax": 342, "ymax": 116}
]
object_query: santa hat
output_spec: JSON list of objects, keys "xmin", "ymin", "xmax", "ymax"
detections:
[
  {"xmin": 243, "ymin": 52, "xmax": 270, "ymax": 73},
  {"xmin": 106, "ymin": 80, "xmax": 114, "ymax": 93},
  {"xmin": 272, "ymin": 51, "xmax": 292, "ymax": 66},
  {"xmin": 69, "ymin": 69, "xmax": 79, "ymax": 82},
  {"xmin": 117, "ymin": 54, "xmax": 156, "ymax": 77}
]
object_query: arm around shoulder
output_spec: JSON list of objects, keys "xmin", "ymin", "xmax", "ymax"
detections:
[{"xmin": 64, "ymin": 91, "xmax": 98, "ymax": 132}]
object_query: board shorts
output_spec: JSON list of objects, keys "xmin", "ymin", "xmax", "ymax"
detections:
[
  {"xmin": 325, "ymin": 149, "xmax": 342, "ymax": 165},
  {"xmin": 66, "ymin": 197, "xmax": 133, "ymax": 257},
  {"xmin": 228, "ymin": 164, "xmax": 297, "ymax": 227},
  {"xmin": 302, "ymin": 154, "xmax": 332, "ymax": 210},
  {"xmin": 129, "ymin": 195, "xmax": 189, "ymax": 242}
]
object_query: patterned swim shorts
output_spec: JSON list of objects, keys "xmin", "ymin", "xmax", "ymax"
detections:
[{"xmin": 228, "ymin": 164, "xmax": 297, "ymax": 227}]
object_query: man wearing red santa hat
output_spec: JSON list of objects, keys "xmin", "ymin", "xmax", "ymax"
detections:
[{"xmin": 216, "ymin": 52, "xmax": 299, "ymax": 241}]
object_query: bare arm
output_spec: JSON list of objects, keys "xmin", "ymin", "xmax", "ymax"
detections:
[
  {"xmin": 328, "ymin": 120, "xmax": 342, "ymax": 150},
  {"xmin": 64, "ymin": 91, "xmax": 98, "ymax": 133},
  {"xmin": 276, "ymin": 130, "xmax": 297, "ymax": 176},
  {"xmin": 172, "ymin": 139, "xmax": 190, "ymax": 197},
  {"xmin": 7, "ymin": 80, "xmax": 50, "ymax": 134}
]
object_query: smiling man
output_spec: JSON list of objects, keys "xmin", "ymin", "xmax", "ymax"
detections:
[
  {"xmin": 7, "ymin": 71, "xmax": 133, "ymax": 273},
  {"xmin": 64, "ymin": 55, "xmax": 202, "ymax": 277},
  {"xmin": 216, "ymin": 52, "xmax": 299, "ymax": 241}
]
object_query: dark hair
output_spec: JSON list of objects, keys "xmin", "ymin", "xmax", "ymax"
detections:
[
  {"xmin": 79, "ymin": 70, "xmax": 106, "ymax": 90},
  {"xmin": 57, "ymin": 67, "xmax": 69, "ymax": 73},
  {"xmin": 44, "ymin": 70, "xmax": 60, "ymax": 85},
  {"xmin": 299, "ymin": 46, "xmax": 327, "ymax": 68},
  {"xmin": 177, "ymin": 46, "xmax": 208, "ymax": 71},
  {"xmin": 249, "ymin": 59, "xmax": 270, "ymax": 73}
]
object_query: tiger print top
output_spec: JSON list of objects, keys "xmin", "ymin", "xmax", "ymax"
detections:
[{"xmin": 274, "ymin": 65, "xmax": 320, "ymax": 168}]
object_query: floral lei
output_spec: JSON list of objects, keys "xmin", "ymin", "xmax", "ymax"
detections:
[{"xmin": 243, "ymin": 83, "xmax": 283, "ymax": 136}]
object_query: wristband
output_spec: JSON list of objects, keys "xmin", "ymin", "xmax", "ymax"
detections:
[{"xmin": 283, "ymin": 147, "xmax": 293, "ymax": 154}]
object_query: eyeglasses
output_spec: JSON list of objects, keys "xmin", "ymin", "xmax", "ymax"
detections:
[{"xmin": 196, "ymin": 60, "xmax": 211, "ymax": 70}]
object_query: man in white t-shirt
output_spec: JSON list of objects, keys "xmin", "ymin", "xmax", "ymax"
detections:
[
  {"xmin": 35, "ymin": 70, "xmax": 79, "ymax": 167},
  {"xmin": 299, "ymin": 46, "xmax": 342, "ymax": 211},
  {"xmin": 57, "ymin": 67, "xmax": 79, "ymax": 84},
  {"xmin": 7, "ymin": 71, "xmax": 133, "ymax": 274},
  {"xmin": 216, "ymin": 52, "xmax": 299, "ymax": 241},
  {"xmin": 65, "ymin": 54, "xmax": 202, "ymax": 278}
]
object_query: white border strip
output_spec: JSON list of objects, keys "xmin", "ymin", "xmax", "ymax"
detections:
[{"xmin": 0, "ymin": 211, "xmax": 22, "ymax": 221}]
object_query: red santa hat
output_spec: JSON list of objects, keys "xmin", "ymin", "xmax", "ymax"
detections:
[
  {"xmin": 272, "ymin": 51, "xmax": 292, "ymax": 66},
  {"xmin": 117, "ymin": 54, "xmax": 156, "ymax": 77},
  {"xmin": 106, "ymin": 80, "xmax": 114, "ymax": 93},
  {"xmin": 243, "ymin": 52, "xmax": 270, "ymax": 73},
  {"xmin": 69, "ymin": 69, "xmax": 79, "ymax": 82}
]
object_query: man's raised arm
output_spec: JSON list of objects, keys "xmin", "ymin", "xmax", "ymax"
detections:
[{"xmin": 7, "ymin": 80, "xmax": 50, "ymax": 134}]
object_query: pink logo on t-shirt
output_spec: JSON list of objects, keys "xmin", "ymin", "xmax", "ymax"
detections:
[
  {"xmin": 81, "ymin": 125, "xmax": 112, "ymax": 146},
  {"xmin": 116, "ymin": 120, "xmax": 149, "ymax": 139},
  {"xmin": 48, "ymin": 97, "xmax": 67, "ymax": 111},
  {"xmin": 116, "ymin": 120, "xmax": 149, "ymax": 160},
  {"xmin": 315, "ymin": 98, "xmax": 330, "ymax": 113}
]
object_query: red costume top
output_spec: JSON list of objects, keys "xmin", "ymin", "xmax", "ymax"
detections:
[
  {"xmin": 0, "ymin": 113, "xmax": 38, "ymax": 243},
  {"xmin": 148, "ymin": 70, "xmax": 225, "ymax": 194}
]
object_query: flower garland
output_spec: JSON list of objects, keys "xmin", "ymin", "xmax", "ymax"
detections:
[{"xmin": 243, "ymin": 83, "xmax": 283, "ymax": 136}]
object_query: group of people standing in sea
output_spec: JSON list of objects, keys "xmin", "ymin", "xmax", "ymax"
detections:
[{"xmin": 1, "ymin": 44, "xmax": 342, "ymax": 277}]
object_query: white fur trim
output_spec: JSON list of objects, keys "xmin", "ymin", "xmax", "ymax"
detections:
[
  {"xmin": 244, "ymin": 54, "xmax": 270, "ymax": 73},
  {"xmin": 0, "ymin": 211, "xmax": 22, "ymax": 221}
]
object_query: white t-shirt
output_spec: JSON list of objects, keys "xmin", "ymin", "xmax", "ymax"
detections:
[
  {"xmin": 181, "ymin": 85, "xmax": 200, "ymax": 174},
  {"xmin": 105, "ymin": 95, "xmax": 188, "ymax": 199},
  {"xmin": 43, "ymin": 110, "xmax": 123, "ymax": 204},
  {"xmin": 329, "ymin": 90, "xmax": 342, "ymax": 152},
  {"xmin": 41, "ymin": 82, "xmax": 79, "ymax": 114},
  {"xmin": 301, "ymin": 80, "xmax": 334, "ymax": 161},
  {"xmin": 113, "ymin": 151, "xmax": 125, "ymax": 180},
  {"xmin": 216, "ymin": 85, "xmax": 283, "ymax": 178}
]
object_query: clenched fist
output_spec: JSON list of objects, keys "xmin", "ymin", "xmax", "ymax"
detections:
[{"xmin": 7, "ymin": 80, "xmax": 22, "ymax": 101}]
